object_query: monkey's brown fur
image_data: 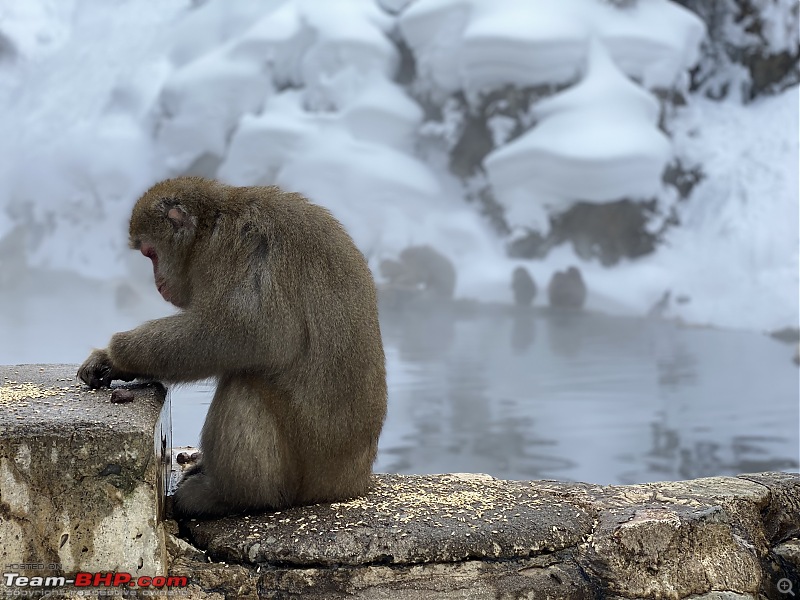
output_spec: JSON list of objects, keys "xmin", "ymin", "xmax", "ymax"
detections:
[{"xmin": 78, "ymin": 177, "xmax": 387, "ymax": 517}]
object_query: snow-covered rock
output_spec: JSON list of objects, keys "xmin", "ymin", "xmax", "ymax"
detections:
[
  {"xmin": 485, "ymin": 38, "xmax": 671, "ymax": 219},
  {"xmin": 341, "ymin": 76, "xmax": 423, "ymax": 149},
  {"xmin": 400, "ymin": 0, "xmax": 704, "ymax": 98},
  {"xmin": 156, "ymin": 48, "xmax": 271, "ymax": 173},
  {"xmin": 593, "ymin": 0, "xmax": 704, "ymax": 89},
  {"xmin": 217, "ymin": 91, "xmax": 318, "ymax": 186}
]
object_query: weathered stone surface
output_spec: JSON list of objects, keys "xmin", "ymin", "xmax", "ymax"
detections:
[
  {"xmin": 0, "ymin": 364, "xmax": 170, "ymax": 578},
  {"xmin": 175, "ymin": 472, "xmax": 800, "ymax": 599},
  {"xmin": 170, "ymin": 552, "xmax": 594, "ymax": 600},
  {"xmin": 774, "ymin": 539, "xmax": 800, "ymax": 568},
  {"xmin": 183, "ymin": 474, "xmax": 594, "ymax": 566},
  {"xmin": 739, "ymin": 472, "xmax": 800, "ymax": 543}
]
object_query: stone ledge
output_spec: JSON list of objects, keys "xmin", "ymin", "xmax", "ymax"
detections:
[
  {"xmin": 0, "ymin": 364, "xmax": 170, "ymax": 577},
  {"xmin": 173, "ymin": 471, "xmax": 800, "ymax": 599}
]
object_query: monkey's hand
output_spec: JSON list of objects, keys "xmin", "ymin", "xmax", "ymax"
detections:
[{"xmin": 78, "ymin": 349, "xmax": 137, "ymax": 389}]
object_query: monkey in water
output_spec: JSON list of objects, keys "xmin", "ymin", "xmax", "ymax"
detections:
[
  {"xmin": 78, "ymin": 177, "xmax": 387, "ymax": 517},
  {"xmin": 511, "ymin": 266, "xmax": 537, "ymax": 307},
  {"xmin": 379, "ymin": 245, "xmax": 456, "ymax": 300},
  {"xmin": 547, "ymin": 266, "xmax": 587, "ymax": 309}
]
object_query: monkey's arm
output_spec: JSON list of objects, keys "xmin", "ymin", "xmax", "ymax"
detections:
[{"xmin": 78, "ymin": 313, "xmax": 272, "ymax": 388}]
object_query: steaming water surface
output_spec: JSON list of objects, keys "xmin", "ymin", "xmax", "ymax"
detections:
[
  {"xmin": 374, "ymin": 306, "xmax": 798, "ymax": 484},
  {"xmin": 2, "ymin": 274, "xmax": 797, "ymax": 485}
]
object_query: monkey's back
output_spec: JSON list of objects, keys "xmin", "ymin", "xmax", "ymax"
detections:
[
  {"xmin": 512, "ymin": 266, "xmax": 537, "ymax": 306},
  {"xmin": 216, "ymin": 184, "xmax": 388, "ymax": 507},
  {"xmin": 547, "ymin": 268, "xmax": 587, "ymax": 309}
]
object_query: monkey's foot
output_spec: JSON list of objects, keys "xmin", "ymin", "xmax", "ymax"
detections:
[{"xmin": 173, "ymin": 470, "xmax": 232, "ymax": 518}]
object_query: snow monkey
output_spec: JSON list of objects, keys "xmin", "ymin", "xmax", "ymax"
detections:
[
  {"xmin": 78, "ymin": 177, "xmax": 387, "ymax": 517},
  {"xmin": 379, "ymin": 245, "xmax": 457, "ymax": 300},
  {"xmin": 547, "ymin": 266, "xmax": 587, "ymax": 310},
  {"xmin": 511, "ymin": 266, "xmax": 537, "ymax": 307}
]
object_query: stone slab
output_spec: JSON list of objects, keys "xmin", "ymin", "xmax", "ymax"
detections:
[
  {"xmin": 0, "ymin": 364, "xmax": 170, "ymax": 578},
  {"xmin": 176, "ymin": 472, "xmax": 800, "ymax": 599}
]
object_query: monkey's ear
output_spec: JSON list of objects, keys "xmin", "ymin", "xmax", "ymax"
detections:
[{"xmin": 160, "ymin": 202, "xmax": 193, "ymax": 233}]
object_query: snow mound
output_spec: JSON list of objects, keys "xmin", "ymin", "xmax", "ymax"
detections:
[
  {"xmin": 400, "ymin": 0, "xmax": 704, "ymax": 96},
  {"xmin": 663, "ymin": 86, "xmax": 800, "ymax": 331},
  {"xmin": 486, "ymin": 37, "xmax": 671, "ymax": 219}
]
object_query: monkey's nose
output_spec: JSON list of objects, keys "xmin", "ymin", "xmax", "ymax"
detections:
[{"xmin": 140, "ymin": 242, "xmax": 158, "ymax": 265}]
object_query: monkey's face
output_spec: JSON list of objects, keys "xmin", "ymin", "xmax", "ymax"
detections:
[
  {"xmin": 129, "ymin": 179, "xmax": 201, "ymax": 310},
  {"xmin": 137, "ymin": 240, "xmax": 186, "ymax": 308}
]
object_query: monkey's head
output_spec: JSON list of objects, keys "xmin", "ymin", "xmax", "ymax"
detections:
[
  {"xmin": 128, "ymin": 177, "xmax": 212, "ymax": 309},
  {"xmin": 565, "ymin": 266, "xmax": 583, "ymax": 281},
  {"xmin": 512, "ymin": 266, "xmax": 529, "ymax": 284},
  {"xmin": 379, "ymin": 258, "xmax": 405, "ymax": 282}
]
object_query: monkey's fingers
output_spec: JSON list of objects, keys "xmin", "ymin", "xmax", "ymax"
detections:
[
  {"xmin": 83, "ymin": 365, "xmax": 112, "ymax": 389},
  {"xmin": 77, "ymin": 353, "xmax": 114, "ymax": 389}
]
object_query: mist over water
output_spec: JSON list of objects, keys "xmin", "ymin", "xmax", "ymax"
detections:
[
  {"xmin": 374, "ymin": 306, "xmax": 798, "ymax": 484},
  {"xmin": 3, "ymin": 275, "xmax": 795, "ymax": 486}
]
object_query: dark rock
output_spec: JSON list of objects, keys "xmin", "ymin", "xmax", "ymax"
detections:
[
  {"xmin": 379, "ymin": 245, "xmax": 457, "ymax": 302},
  {"xmin": 110, "ymin": 388, "xmax": 135, "ymax": 404},
  {"xmin": 551, "ymin": 200, "xmax": 659, "ymax": 266}
]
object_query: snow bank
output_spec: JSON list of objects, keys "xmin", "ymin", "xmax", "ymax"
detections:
[
  {"xmin": 401, "ymin": 0, "xmax": 589, "ymax": 93},
  {"xmin": 550, "ymin": 84, "xmax": 799, "ymax": 330},
  {"xmin": 0, "ymin": 0, "xmax": 185, "ymax": 274},
  {"xmin": 156, "ymin": 48, "xmax": 271, "ymax": 172},
  {"xmin": 461, "ymin": 3, "xmax": 588, "ymax": 91},
  {"xmin": 0, "ymin": 0, "xmax": 75, "ymax": 60},
  {"xmin": 662, "ymin": 86, "xmax": 800, "ymax": 331},
  {"xmin": 404, "ymin": 0, "xmax": 702, "ymax": 223},
  {"xmin": 155, "ymin": 0, "xmax": 454, "ymax": 260},
  {"xmin": 594, "ymin": 0, "xmax": 704, "ymax": 89}
]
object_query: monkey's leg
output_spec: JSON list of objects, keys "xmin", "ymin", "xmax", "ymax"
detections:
[
  {"xmin": 173, "ymin": 467, "xmax": 231, "ymax": 517},
  {"xmin": 175, "ymin": 376, "xmax": 300, "ymax": 517}
]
